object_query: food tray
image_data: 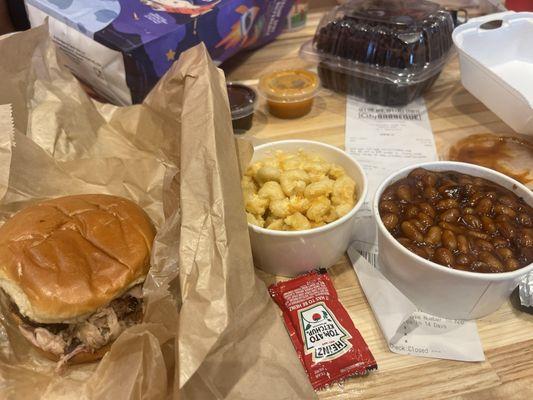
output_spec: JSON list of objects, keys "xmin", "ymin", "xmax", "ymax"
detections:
[{"xmin": 453, "ymin": 11, "xmax": 533, "ymax": 135}]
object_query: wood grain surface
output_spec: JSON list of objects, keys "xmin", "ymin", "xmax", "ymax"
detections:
[{"xmin": 223, "ymin": 9, "xmax": 533, "ymax": 400}]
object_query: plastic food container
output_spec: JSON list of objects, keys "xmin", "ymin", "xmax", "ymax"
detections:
[
  {"xmin": 453, "ymin": 12, "xmax": 533, "ymax": 135},
  {"xmin": 258, "ymin": 70, "xmax": 319, "ymax": 119},
  {"xmin": 226, "ymin": 83, "xmax": 257, "ymax": 134},
  {"xmin": 300, "ymin": 0, "xmax": 454, "ymax": 106},
  {"xmin": 248, "ymin": 140, "xmax": 367, "ymax": 276},
  {"xmin": 374, "ymin": 161, "xmax": 533, "ymax": 320}
]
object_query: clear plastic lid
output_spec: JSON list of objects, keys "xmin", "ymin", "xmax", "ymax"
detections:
[
  {"xmin": 226, "ymin": 83, "xmax": 257, "ymax": 119},
  {"xmin": 300, "ymin": 0, "xmax": 454, "ymax": 84}
]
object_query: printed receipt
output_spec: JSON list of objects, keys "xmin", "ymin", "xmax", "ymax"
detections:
[
  {"xmin": 348, "ymin": 245, "xmax": 485, "ymax": 362},
  {"xmin": 346, "ymin": 97, "xmax": 437, "ymax": 217},
  {"xmin": 345, "ymin": 97, "xmax": 485, "ymax": 362}
]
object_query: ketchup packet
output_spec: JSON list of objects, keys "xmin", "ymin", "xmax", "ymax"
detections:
[{"xmin": 269, "ymin": 271, "xmax": 377, "ymax": 390}]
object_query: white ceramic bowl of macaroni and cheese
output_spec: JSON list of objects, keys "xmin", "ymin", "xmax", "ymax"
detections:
[{"xmin": 245, "ymin": 140, "xmax": 367, "ymax": 276}]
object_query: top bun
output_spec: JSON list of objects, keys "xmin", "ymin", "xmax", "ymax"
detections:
[{"xmin": 0, "ymin": 195, "xmax": 155, "ymax": 323}]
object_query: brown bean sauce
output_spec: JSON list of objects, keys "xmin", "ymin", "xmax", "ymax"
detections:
[
  {"xmin": 379, "ymin": 168, "xmax": 533, "ymax": 273},
  {"xmin": 448, "ymin": 134, "xmax": 533, "ymax": 184}
]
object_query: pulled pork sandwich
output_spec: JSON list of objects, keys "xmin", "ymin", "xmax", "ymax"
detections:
[{"xmin": 0, "ymin": 194, "xmax": 155, "ymax": 369}]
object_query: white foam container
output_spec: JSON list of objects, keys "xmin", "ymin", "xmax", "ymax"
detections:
[
  {"xmin": 453, "ymin": 12, "xmax": 533, "ymax": 135},
  {"xmin": 374, "ymin": 161, "xmax": 533, "ymax": 320},
  {"xmin": 248, "ymin": 140, "xmax": 367, "ymax": 277}
]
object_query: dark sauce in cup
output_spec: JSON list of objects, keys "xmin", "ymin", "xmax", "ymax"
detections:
[{"xmin": 226, "ymin": 83, "xmax": 256, "ymax": 134}]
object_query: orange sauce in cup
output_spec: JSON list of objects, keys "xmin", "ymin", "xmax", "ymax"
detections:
[{"xmin": 258, "ymin": 69, "xmax": 319, "ymax": 119}]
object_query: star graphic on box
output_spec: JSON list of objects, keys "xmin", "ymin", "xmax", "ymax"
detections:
[{"xmin": 166, "ymin": 49, "xmax": 176, "ymax": 61}]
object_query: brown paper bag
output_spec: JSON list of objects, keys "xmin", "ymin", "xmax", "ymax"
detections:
[
  {"xmin": 0, "ymin": 25, "xmax": 315, "ymax": 399},
  {"xmin": 0, "ymin": 24, "xmax": 180, "ymax": 400}
]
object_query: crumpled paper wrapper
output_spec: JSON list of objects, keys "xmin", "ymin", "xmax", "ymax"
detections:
[{"xmin": 0, "ymin": 25, "xmax": 315, "ymax": 399}]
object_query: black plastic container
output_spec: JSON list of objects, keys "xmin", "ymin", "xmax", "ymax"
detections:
[
  {"xmin": 226, "ymin": 83, "xmax": 257, "ymax": 133},
  {"xmin": 300, "ymin": 0, "xmax": 454, "ymax": 106}
]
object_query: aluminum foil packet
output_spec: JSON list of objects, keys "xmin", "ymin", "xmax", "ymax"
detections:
[{"xmin": 519, "ymin": 271, "xmax": 533, "ymax": 308}]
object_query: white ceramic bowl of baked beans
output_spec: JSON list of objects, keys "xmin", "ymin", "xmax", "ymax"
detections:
[
  {"xmin": 248, "ymin": 140, "xmax": 367, "ymax": 277},
  {"xmin": 374, "ymin": 161, "xmax": 533, "ymax": 320}
]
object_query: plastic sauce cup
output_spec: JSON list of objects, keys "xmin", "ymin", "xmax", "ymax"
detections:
[
  {"xmin": 226, "ymin": 82, "xmax": 257, "ymax": 134},
  {"xmin": 258, "ymin": 69, "xmax": 319, "ymax": 119}
]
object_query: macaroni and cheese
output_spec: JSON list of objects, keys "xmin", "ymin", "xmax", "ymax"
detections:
[{"xmin": 242, "ymin": 150, "xmax": 357, "ymax": 231}]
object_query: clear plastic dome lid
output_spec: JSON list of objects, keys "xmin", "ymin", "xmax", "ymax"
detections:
[
  {"xmin": 300, "ymin": 0, "xmax": 455, "ymax": 84},
  {"xmin": 346, "ymin": 0, "xmax": 441, "ymax": 24}
]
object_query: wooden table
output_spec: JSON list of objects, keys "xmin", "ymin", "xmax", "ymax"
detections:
[{"xmin": 223, "ymin": 10, "xmax": 533, "ymax": 400}]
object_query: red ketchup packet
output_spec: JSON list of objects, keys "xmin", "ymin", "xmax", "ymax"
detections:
[{"xmin": 269, "ymin": 270, "xmax": 377, "ymax": 390}]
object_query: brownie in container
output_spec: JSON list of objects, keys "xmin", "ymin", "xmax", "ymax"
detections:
[{"xmin": 299, "ymin": 0, "xmax": 454, "ymax": 106}]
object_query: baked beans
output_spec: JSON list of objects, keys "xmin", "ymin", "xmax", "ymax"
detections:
[{"xmin": 379, "ymin": 168, "xmax": 533, "ymax": 273}]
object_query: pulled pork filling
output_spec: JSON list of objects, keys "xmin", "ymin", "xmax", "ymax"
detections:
[{"xmin": 12, "ymin": 284, "xmax": 143, "ymax": 368}]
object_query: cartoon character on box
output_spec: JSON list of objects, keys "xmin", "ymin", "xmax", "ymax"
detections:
[
  {"xmin": 141, "ymin": 0, "xmax": 220, "ymax": 16},
  {"xmin": 216, "ymin": 4, "xmax": 262, "ymax": 50}
]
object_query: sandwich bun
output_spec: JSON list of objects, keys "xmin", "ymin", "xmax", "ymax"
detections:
[{"xmin": 0, "ymin": 194, "xmax": 155, "ymax": 324}]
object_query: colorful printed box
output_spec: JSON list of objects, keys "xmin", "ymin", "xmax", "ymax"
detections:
[{"xmin": 26, "ymin": 0, "xmax": 293, "ymax": 104}]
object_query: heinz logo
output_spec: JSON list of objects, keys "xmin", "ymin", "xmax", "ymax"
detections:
[{"xmin": 299, "ymin": 302, "xmax": 352, "ymax": 363}]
